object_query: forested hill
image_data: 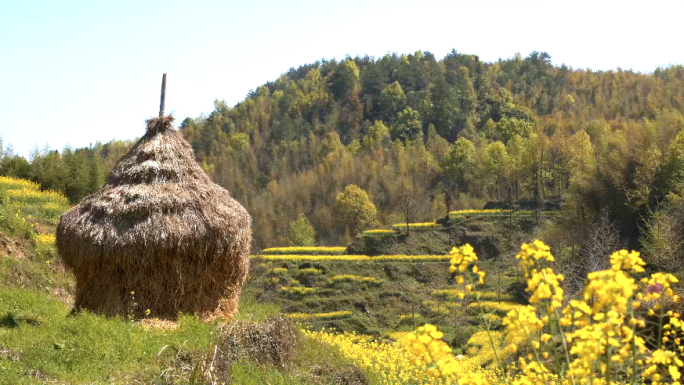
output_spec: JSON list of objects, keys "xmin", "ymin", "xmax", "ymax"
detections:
[
  {"xmin": 178, "ymin": 51, "xmax": 684, "ymax": 249},
  {"xmin": 3, "ymin": 51, "xmax": 684, "ymax": 250}
]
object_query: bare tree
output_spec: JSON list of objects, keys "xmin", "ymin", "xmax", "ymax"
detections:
[
  {"xmin": 641, "ymin": 204, "xmax": 684, "ymax": 272},
  {"xmin": 397, "ymin": 177, "xmax": 417, "ymax": 236},
  {"xmin": 565, "ymin": 210, "xmax": 621, "ymax": 293}
]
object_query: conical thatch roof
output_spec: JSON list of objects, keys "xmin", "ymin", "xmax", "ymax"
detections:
[{"xmin": 57, "ymin": 115, "xmax": 252, "ymax": 320}]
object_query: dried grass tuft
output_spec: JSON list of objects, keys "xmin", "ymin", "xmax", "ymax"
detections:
[
  {"xmin": 57, "ymin": 115, "xmax": 252, "ymax": 320},
  {"xmin": 219, "ymin": 315, "xmax": 301, "ymax": 368}
]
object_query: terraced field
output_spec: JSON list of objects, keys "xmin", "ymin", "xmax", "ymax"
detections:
[{"xmin": 247, "ymin": 246, "xmax": 527, "ymax": 355}]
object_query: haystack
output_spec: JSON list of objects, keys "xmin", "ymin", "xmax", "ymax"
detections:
[{"xmin": 56, "ymin": 115, "xmax": 252, "ymax": 320}]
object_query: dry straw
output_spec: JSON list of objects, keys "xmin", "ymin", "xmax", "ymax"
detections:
[{"xmin": 57, "ymin": 115, "xmax": 252, "ymax": 320}]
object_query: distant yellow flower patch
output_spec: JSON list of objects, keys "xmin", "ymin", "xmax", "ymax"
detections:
[
  {"xmin": 363, "ymin": 229, "xmax": 396, "ymax": 234},
  {"xmin": 449, "ymin": 209, "xmax": 557, "ymax": 217},
  {"xmin": 362, "ymin": 229, "xmax": 398, "ymax": 237},
  {"xmin": 261, "ymin": 246, "xmax": 346, "ymax": 255},
  {"xmin": 36, "ymin": 233, "xmax": 56, "ymax": 245},
  {"xmin": 0, "ymin": 176, "xmax": 39, "ymax": 190},
  {"xmin": 328, "ymin": 274, "xmax": 384, "ymax": 285},
  {"xmin": 253, "ymin": 254, "xmax": 451, "ymax": 262},
  {"xmin": 391, "ymin": 222, "xmax": 442, "ymax": 229},
  {"xmin": 285, "ymin": 310, "xmax": 352, "ymax": 320},
  {"xmin": 298, "ymin": 268, "xmax": 322, "ymax": 276},
  {"xmin": 279, "ymin": 286, "xmax": 315, "ymax": 296},
  {"xmin": 0, "ymin": 176, "xmax": 70, "ymax": 222}
]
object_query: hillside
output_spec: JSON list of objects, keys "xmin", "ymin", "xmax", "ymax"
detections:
[{"xmin": 0, "ymin": 176, "xmax": 540, "ymax": 384}]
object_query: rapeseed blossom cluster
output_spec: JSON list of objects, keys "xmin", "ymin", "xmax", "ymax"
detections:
[
  {"xmin": 328, "ymin": 274, "xmax": 384, "ymax": 285},
  {"xmin": 503, "ymin": 241, "xmax": 683, "ymax": 385},
  {"xmin": 449, "ymin": 244, "xmax": 485, "ymax": 299},
  {"xmin": 404, "ymin": 324, "xmax": 460, "ymax": 381}
]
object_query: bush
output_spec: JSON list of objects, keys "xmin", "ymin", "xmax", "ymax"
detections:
[{"xmin": 451, "ymin": 325, "xmax": 478, "ymax": 348}]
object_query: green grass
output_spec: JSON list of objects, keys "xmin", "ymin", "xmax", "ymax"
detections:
[
  {"xmin": 0, "ymin": 286, "xmax": 368, "ymax": 385},
  {"xmin": 0, "ymin": 287, "xmax": 216, "ymax": 384}
]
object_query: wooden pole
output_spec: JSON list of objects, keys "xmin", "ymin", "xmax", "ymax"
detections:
[{"xmin": 159, "ymin": 73, "xmax": 167, "ymax": 117}]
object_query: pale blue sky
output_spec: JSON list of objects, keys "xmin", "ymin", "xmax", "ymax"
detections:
[{"xmin": 1, "ymin": 0, "xmax": 682, "ymax": 156}]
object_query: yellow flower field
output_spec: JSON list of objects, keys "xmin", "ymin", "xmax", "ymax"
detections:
[
  {"xmin": 253, "ymin": 254, "xmax": 451, "ymax": 262},
  {"xmin": 260, "ymin": 246, "xmax": 347, "ymax": 255},
  {"xmin": 391, "ymin": 222, "xmax": 442, "ymax": 229},
  {"xmin": 363, "ymin": 229, "xmax": 398, "ymax": 236},
  {"xmin": 0, "ymin": 176, "xmax": 38, "ymax": 191},
  {"xmin": 449, "ymin": 209, "xmax": 557, "ymax": 217},
  {"xmin": 0, "ymin": 176, "xmax": 69, "ymax": 221},
  {"xmin": 305, "ymin": 329, "xmax": 502, "ymax": 385},
  {"xmin": 285, "ymin": 310, "xmax": 352, "ymax": 320}
]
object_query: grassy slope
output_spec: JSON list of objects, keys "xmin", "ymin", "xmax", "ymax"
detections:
[{"xmin": 0, "ymin": 177, "xmax": 365, "ymax": 385}]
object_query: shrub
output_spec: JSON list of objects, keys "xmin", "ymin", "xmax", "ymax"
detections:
[{"xmin": 297, "ymin": 268, "xmax": 322, "ymax": 276}]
